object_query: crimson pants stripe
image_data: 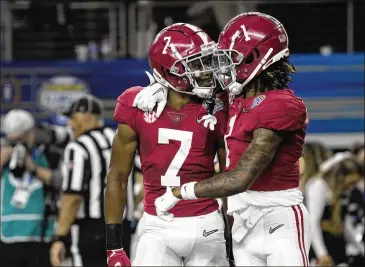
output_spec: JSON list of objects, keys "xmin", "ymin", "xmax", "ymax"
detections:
[
  {"xmin": 291, "ymin": 205, "xmax": 307, "ymax": 266},
  {"xmin": 297, "ymin": 204, "xmax": 309, "ymax": 266}
]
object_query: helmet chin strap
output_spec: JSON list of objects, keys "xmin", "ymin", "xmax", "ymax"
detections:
[{"xmin": 228, "ymin": 48, "xmax": 274, "ymax": 96}]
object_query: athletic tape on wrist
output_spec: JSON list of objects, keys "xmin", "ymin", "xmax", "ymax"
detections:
[
  {"xmin": 181, "ymin": 182, "xmax": 198, "ymax": 200},
  {"xmin": 106, "ymin": 224, "xmax": 123, "ymax": 250}
]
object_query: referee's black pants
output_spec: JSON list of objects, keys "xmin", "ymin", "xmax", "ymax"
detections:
[
  {"xmin": 0, "ymin": 241, "xmax": 52, "ymax": 267},
  {"xmin": 71, "ymin": 219, "xmax": 107, "ymax": 267},
  {"xmin": 70, "ymin": 219, "xmax": 135, "ymax": 266}
]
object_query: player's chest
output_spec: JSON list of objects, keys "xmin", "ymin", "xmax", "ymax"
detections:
[
  {"xmin": 225, "ymin": 101, "xmax": 257, "ymax": 141},
  {"xmin": 136, "ymin": 110, "xmax": 216, "ymax": 150}
]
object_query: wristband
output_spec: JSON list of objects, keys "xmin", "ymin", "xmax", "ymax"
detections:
[
  {"xmin": 106, "ymin": 224, "xmax": 123, "ymax": 250},
  {"xmin": 53, "ymin": 235, "xmax": 71, "ymax": 247},
  {"xmin": 181, "ymin": 182, "xmax": 198, "ymax": 200}
]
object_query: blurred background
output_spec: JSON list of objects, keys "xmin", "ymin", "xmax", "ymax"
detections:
[
  {"xmin": 0, "ymin": 0, "xmax": 364, "ymax": 266},
  {"xmin": 0, "ymin": 0, "xmax": 364, "ymax": 148}
]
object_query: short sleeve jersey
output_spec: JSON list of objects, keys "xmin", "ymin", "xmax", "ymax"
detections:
[
  {"xmin": 225, "ymin": 89, "xmax": 308, "ymax": 191},
  {"xmin": 114, "ymin": 87, "xmax": 228, "ymax": 216}
]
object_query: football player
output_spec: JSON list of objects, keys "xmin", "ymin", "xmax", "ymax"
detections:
[
  {"xmin": 138, "ymin": 12, "xmax": 310, "ymax": 266},
  {"xmin": 104, "ymin": 23, "xmax": 229, "ymax": 266}
]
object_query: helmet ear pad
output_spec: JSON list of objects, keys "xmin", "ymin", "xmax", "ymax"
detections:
[
  {"xmin": 234, "ymin": 48, "xmax": 260, "ymax": 78},
  {"xmin": 244, "ymin": 48, "xmax": 260, "ymax": 65},
  {"xmin": 164, "ymin": 65, "xmax": 190, "ymax": 91},
  {"xmin": 148, "ymin": 57, "xmax": 190, "ymax": 92}
]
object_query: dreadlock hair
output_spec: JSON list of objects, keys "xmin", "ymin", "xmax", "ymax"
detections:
[{"xmin": 246, "ymin": 56, "xmax": 296, "ymax": 94}]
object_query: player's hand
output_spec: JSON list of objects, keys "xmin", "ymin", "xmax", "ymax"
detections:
[
  {"xmin": 154, "ymin": 186, "xmax": 181, "ymax": 222},
  {"xmin": 197, "ymin": 114, "xmax": 217, "ymax": 131},
  {"xmin": 228, "ymin": 81, "xmax": 244, "ymax": 96},
  {"xmin": 50, "ymin": 241, "xmax": 66, "ymax": 267},
  {"xmin": 133, "ymin": 71, "xmax": 168, "ymax": 118},
  {"xmin": 317, "ymin": 255, "xmax": 334, "ymax": 266},
  {"xmin": 107, "ymin": 248, "xmax": 131, "ymax": 267}
]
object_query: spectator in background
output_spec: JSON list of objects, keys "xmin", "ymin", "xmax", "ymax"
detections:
[
  {"xmin": 344, "ymin": 143, "xmax": 365, "ymax": 267},
  {"xmin": 299, "ymin": 144, "xmax": 317, "ymax": 192},
  {"xmin": 299, "ymin": 142, "xmax": 332, "ymax": 192},
  {"xmin": 306, "ymin": 152, "xmax": 362, "ymax": 266},
  {"xmin": 343, "ymin": 177, "xmax": 364, "ymax": 267},
  {"xmin": 0, "ymin": 109, "xmax": 62, "ymax": 267},
  {"xmin": 35, "ymin": 115, "xmax": 75, "ymax": 262},
  {"xmin": 35, "ymin": 115, "xmax": 73, "ymax": 169},
  {"xmin": 352, "ymin": 143, "xmax": 364, "ymax": 171}
]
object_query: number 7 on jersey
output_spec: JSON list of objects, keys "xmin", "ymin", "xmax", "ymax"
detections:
[{"xmin": 158, "ymin": 128, "xmax": 193, "ymax": 186}]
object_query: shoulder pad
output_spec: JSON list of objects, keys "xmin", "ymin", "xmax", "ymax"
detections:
[
  {"xmin": 256, "ymin": 96, "xmax": 307, "ymax": 131},
  {"xmin": 117, "ymin": 86, "xmax": 143, "ymax": 108}
]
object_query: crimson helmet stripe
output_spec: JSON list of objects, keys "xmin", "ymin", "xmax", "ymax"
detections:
[
  {"xmin": 175, "ymin": 23, "xmax": 201, "ymax": 36},
  {"xmin": 166, "ymin": 23, "xmax": 210, "ymax": 46},
  {"xmin": 184, "ymin": 24, "xmax": 210, "ymax": 44},
  {"xmin": 197, "ymin": 32, "xmax": 210, "ymax": 44}
]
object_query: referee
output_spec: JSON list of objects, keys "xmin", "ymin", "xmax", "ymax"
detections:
[{"xmin": 50, "ymin": 95, "xmax": 115, "ymax": 267}]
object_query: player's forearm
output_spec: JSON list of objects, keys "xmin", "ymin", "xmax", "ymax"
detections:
[
  {"xmin": 195, "ymin": 162, "xmax": 265, "ymax": 198},
  {"xmin": 174, "ymin": 133, "xmax": 279, "ymax": 199},
  {"xmin": 105, "ymin": 170, "xmax": 128, "ymax": 250},
  {"xmin": 56, "ymin": 194, "xmax": 81, "ymax": 236},
  {"xmin": 104, "ymin": 171, "xmax": 128, "ymax": 224},
  {"xmin": 197, "ymin": 146, "xmax": 275, "ymax": 198},
  {"xmin": 185, "ymin": 128, "xmax": 282, "ymax": 199}
]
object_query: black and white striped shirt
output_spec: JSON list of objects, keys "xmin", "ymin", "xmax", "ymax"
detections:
[
  {"xmin": 61, "ymin": 126, "xmax": 138, "ymax": 221},
  {"xmin": 61, "ymin": 127, "xmax": 115, "ymax": 219}
]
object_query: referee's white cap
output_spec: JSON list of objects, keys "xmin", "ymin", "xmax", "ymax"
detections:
[{"xmin": 1, "ymin": 109, "xmax": 35, "ymax": 135}]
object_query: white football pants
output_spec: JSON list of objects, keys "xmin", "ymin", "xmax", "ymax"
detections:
[
  {"xmin": 132, "ymin": 210, "xmax": 228, "ymax": 266},
  {"xmin": 232, "ymin": 203, "xmax": 310, "ymax": 266}
]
